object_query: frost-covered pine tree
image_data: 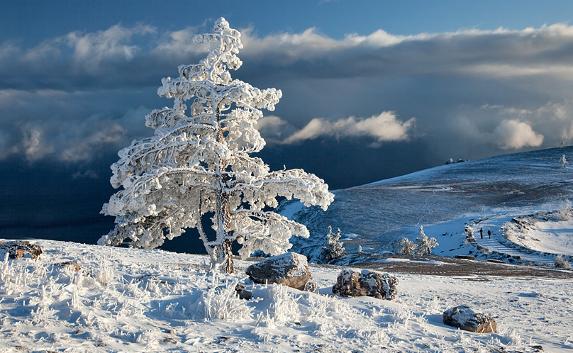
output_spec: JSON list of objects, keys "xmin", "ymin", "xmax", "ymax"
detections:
[
  {"xmin": 414, "ymin": 225, "xmax": 438, "ymax": 256},
  {"xmin": 99, "ymin": 18, "xmax": 334, "ymax": 273},
  {"xmin": 560, "ymin": 154, "xmax": 568, "ymax": 168},
  {"xmin": 319, "ymin": 226, "xmax": 345, "ymax": 263},
  {"xmin": 554, "ymin": 254, "xmax": 571, "ymax": 269},
  {"xmin": 394, "ymin": 237, "xmax": 416, "ymax": 256}
]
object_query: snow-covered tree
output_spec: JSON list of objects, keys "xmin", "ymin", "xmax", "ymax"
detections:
[
  {"xmin": 394, "ymin": 237, "xmax": 416, "ymax": 256},
  {"xmin": 560, "ymin": 154, "xmax": 568, "ymax": 168},
  {"xmin": 464, "ymin": 226, "xmax": 475, "ymax": 242},
  {"xmin": 414, "ymin": 225, "xmax": 438, "ymax": 256},
  {"xmin": 554, "ymin": 255, "xmax": 571, "ymax": 269},
  {"xmin": 98, "ymin": 18, "xmax": 334, "ymax": 273},
  {"xmin": 319, "ymin": 226, "xmax": 345, "ymax": 263}
]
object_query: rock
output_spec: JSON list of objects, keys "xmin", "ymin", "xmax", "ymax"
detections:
[
  {"xmin": 442, "ymin": 305, "xmax": 497, "ymax": 333},
  {"xmin": 0, "ymin": 241, "xmax": 42, "ymax": 260},
  {"xmin": 304, "ymin": 279, "xmax": 318, "ymax": 293},
  {"xmin": 245, "ymin": 252, "xmax": 313, "ymax": 290},
  {"xmin": 57, "ymin": 261, "xmax": 82, "ymax": 272},
  {"xmin": 234, "ymin": 283, "xmax": 253, "ymax": 300},
  {"xmin": 332, "ymin": 269, "xmax": 398, "ymax": 300}
]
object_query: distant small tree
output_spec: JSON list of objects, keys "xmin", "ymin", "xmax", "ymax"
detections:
[
  {"xmin": 557, "ymin": 200, "xmax": 572, "ymax": 221},
  {"xmin": 394, "ymin": 237, "xmax": 416, "ymax": 256},
  {"xmin": 99, "ymin": 18, "xmax": 334, "ymax": 273},
  {"xmin": 560, "ymin": 154, "xmax": 568, "ymax": 168},
  {"xmin": 414, "ymin": 225, "xmax": 439, "ymax": 256},
  {"xmin": 319, "ymin": 226, "xmax": 345, "ymax": 263},
  {"xmin": 554, "ymin": 255, "xmax": 571, "ymax": 269},
  {"xmin": 464, "ymin": 226, "xmax": 475, "ymax": 242}
]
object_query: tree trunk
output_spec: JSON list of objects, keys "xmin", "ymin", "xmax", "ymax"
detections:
[
  {"xmin": 212, "ymin": 240, "xmax": 234, "ymax": 273},
  {"xmin": 223, "ymin": 239, "xmax": 234, "ymax": 274},
  {"xmin": 212, "ymin": 103, "xmax": 235, "ymax": 274}
]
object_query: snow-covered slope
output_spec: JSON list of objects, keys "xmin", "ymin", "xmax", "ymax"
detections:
[
  {"xmin": 287, "ymin": 146, "xmax": 573, "ymax": 265},
  {"xmin": 1, "ymin": 240, "xmax": 572, "ymax": 352}
]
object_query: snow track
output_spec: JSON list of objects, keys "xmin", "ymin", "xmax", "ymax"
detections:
[{"xmin": 472, "ymin": 217, "xmax": 556, "ymax": 266}]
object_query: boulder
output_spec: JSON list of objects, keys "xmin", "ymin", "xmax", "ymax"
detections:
[
  {"xmin": 443, "ymin": 305, "xmax": 497, "ymax": 333},
  {"xmin": 332, "ymin": 269, "xmax": 398, "ymax": 300},
  {"xmin": 234, "ymin": 284, "xmax": 253, "ymax": 300},
  {"xmin": 246, "ymin": 252, "xmax": 313, "ymax": 290},
  {"xmin": 0, "ymin": 241, "xmax": 42, "ymax": 260}
]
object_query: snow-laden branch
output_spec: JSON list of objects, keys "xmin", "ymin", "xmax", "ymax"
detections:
[
  {"xmin": 225, "ymin": 169, "xmax": 334, "ymax": 211},
  {"xmin": 228, "ymin": 211, "xmax": 310, "ymax": 258}
]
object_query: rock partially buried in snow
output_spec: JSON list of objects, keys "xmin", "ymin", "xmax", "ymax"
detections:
[
  {"xmin": 304, "ymin": 279, "xmax": 318, "ymax": 293},
  {"xmin": 246, "ymin": 252, "xmax": 313, "ymax": 290},
  {"xmin": 235, "ymin": 283, "xmax": 253, "ymax": 300},
  {"xmin": 57, "ymin": 261, "xmax": 82, "ymax": 272},
  {"xmin": 0, "ymin": 241, "xmax": 42, "ymax": 260},
  {"xmin": 443, "ymin": 305, "xmax": 497, "ymax": 333},
  {"xmin": 332, "ymin": 269, "xmax": 398, "ymax": 300}
]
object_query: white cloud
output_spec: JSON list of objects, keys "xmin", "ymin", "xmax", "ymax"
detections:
[
  {"xmin": 60, "ymin": 123, "xmax": 125, "ymax": 162},
  {"xmin": 66, "ymin": 24, "xmax": 154, "ymax": 69},
  {"xmin": 494, "ymin": 119, "xmax": 544, "ymax": 150},
  {"xmin": 22, "ymin": 128, "xmax": 46, "ymax": 160},
  {"xmin": 255, "ymin": 115, "xmax": 298, "ymax": 142},
  {"xmin": 283, "ymin": 112, "xmax": 414, "ymax": 144}
]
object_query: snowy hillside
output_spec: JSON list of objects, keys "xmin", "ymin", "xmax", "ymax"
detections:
[
  {"xmin": 0, "ymin": 240, "xmax": 572, "ymax": 352},
  {"xmin": 287, "ymin": 146, "xmax": 573, "ymax": 265}
]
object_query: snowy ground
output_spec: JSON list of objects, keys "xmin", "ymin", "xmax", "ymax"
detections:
[
  {"xmin": 524, "ymin": 219, "xmax": 573, "ymax": 255},
  {"xmin": 1, "ymin": 240, "xmax": 572, "ymax": 352}
]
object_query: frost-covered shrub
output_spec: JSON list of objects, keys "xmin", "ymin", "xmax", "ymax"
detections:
[
  {"xmin": 394, "ymin": 238, "xmax": 416, "ymax": 256},
  {"xmin": 557, "ymin": 200, "xmax": 572, "ymax": 221},
  {"xmin": 319, "ymin": 226, "xmax": 345, "ymax": 263},
  {"xmin": 554, "ymin": 255, "xmax": 571, "ymax": 269},
  {"xmin": 99, "ymin": 17, "xmax": 334, "ymax": 273},
  {"xmin": 201, "ymin": 282, "xmax": 253, "ymax": 321},
  {"xmin": 95, "ymin": 259, "xmax": 115, "ymax": 286},
  {"xmin": 464, "ymin": 226, "xmax": 475, "ymax": 242},
  {"xmin": 560, "ymin": 154, "xmax": 568, "ymax": 168},
  {"xmin": 256, "ymin": 284, "xmax": 301, "ymax": 327},
  {"xmin": 414, "ymin": 226, "xmax": 439, "ymax": 256},
  {"xmin": 156, "ymin": 275, "xmax": 252, "ymax": 322}
]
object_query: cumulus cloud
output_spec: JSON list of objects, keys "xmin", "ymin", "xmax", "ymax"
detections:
[
  {"xmin": 255, "ymin": 115, "xmax": 298, "ymax": 143},
  {"xmin": 479, "ymin": 102, "xmax": 571, "ymax": 147},
  {"xmin": 0, "ymin": 88, "xmax": 150, "ymax": 163},
  {"xmin": 66, "ymin": 24, "xmax": 154, "ymax": 70},
  {"xmin": 494, "ymin": 119, "xmax": 544, "ymax": 150},
  {"xmin": 283, "ymin": 112, "xmax": 414, "ymax": 144},
  {"xmin": 60, "ymin": 123, "xmax": 125, "ymax": 162},
  {"xmin": 22, "ymin": 127, "xmax": 51, "ymax": 161}
]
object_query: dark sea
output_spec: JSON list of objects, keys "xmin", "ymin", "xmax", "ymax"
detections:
[{"xmin": 0, "ymin": 157, "xmax": 206, "ymax": 253}]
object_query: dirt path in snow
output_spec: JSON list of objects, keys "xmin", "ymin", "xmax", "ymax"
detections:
[{"xmin": 351, "ymin": 256, "xmax": 573, "ymax": 279}]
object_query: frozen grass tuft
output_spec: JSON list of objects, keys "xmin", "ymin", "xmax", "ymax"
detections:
[{"xmin": 201, "ymin": 278, "xmax": 253, "ymax": 321}]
